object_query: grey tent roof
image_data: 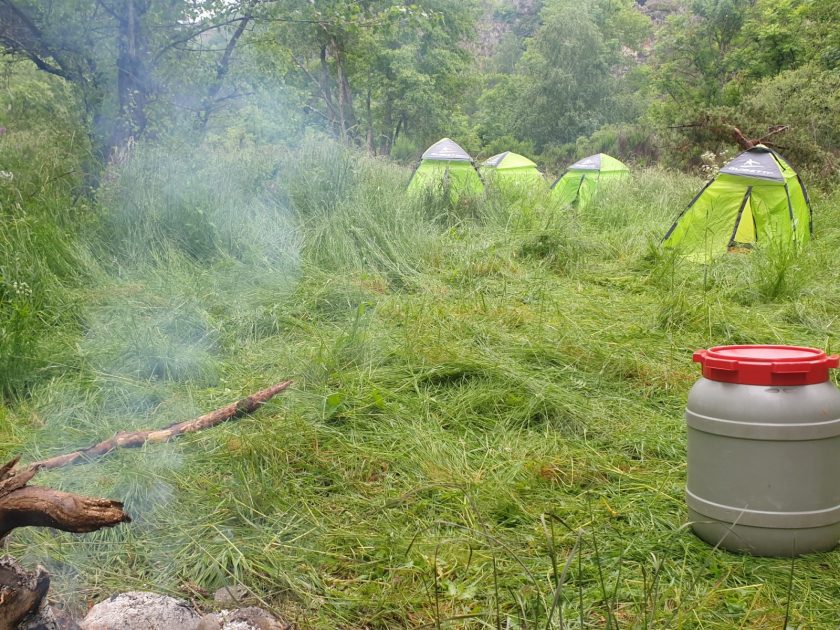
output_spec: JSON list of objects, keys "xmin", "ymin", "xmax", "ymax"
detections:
[
  {"xmin": 483, "ymin": 151, "xmax": 510, "ymax": 167},
  {"xmin": 422, "ymin": 138, "xmax": 473, "ymax": 162},
  {"xmin": 719, "ymin": 148, "xmax": 784, "ymax": 182},
  {"xmin": 568, "ymin": 154, "xmax": 601, "ymax": 170}
]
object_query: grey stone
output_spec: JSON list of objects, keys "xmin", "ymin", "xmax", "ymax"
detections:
[
  {"xmin": 213, "ymin": 584, "xmax": 250, "ymax": 605},
  {"xmin": 80, "ymin": 591, "xmax": 201, "ymax": 630}
]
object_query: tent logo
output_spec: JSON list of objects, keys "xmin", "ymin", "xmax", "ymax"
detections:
[{"xmin": 742, "ymin": 159, "xmax": 763, "ymax": 167}]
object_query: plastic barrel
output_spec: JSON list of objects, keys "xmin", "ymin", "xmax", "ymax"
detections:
[{"xmin": 687, "ymin": 345, "xmax": 840, "ymax": 556}]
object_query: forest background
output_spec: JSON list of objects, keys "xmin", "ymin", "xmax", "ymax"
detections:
[{"xmin": 3, "ymin": 0, "xmax": 839, "ymax": 177}]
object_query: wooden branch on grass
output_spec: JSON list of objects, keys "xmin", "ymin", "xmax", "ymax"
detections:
[
  {"xmin": 0, "ymin": 457, "xmax": 130, "ymax": 541},
  {"xmin": 0, "ymin": 459, "xmax": 126, "ymax": 628},
  {"xmin": 30, "ymin": 380, "xmax": 293, "ymax": 470}
]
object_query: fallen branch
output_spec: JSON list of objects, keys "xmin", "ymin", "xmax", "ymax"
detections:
[
  {"xmin": 757, "ymin": 124, "xmax": 789, "ymax": 145},
  {"xmin": 0, "ymin": 457, "xmax": 130, "ymax": 541},
  {"xmin": 29, "ymin": 380, "xmax": 293, "ymax": 470},
  {"xmin": 668, "ymin": 119, "xmax": 790, "ymax": 151}
]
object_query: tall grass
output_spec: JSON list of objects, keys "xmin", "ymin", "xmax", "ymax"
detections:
[
  {"xmin": 3, "ymin": 126, "xmax": 840, "ymax": 629},
  {"xmin": 0, "ymin": 65, "xmax": 95, "ymax": 397},
  {"xmin": 97, "ymin": 140, "xmax": 297, "ymax": 268}
]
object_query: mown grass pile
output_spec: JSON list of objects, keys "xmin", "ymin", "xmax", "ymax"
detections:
[{"xmin": 3, "ymin": 119, "xmax": 840, "ymax": 628}]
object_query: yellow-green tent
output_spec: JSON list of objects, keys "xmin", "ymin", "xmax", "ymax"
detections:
[
  {"xmin": 550, "ymin": 153, "xmax": 629, "ymax": 208},
  {"xmin": 662, "ymin": 146, "xmax": 812, "ymax": 261},
  {"xmin": 407, "ymin": 138, "xmax": 483, "ymax": 201},
  {"xmin": 480, "ymin": 151, "xmax": 545, "ymax": 189}
]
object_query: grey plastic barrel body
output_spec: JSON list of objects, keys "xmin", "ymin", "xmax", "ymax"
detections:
[{"xmin": 686, "ymin": 377, "xmax": 840, "ymax": 556}]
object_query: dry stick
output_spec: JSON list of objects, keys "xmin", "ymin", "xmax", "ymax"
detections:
[
  {"xmin": 0, "ymin": 459, "xmax": 128, "ymax": 627},
  {"xmin": 29, "ymin": 380, "xmax": 293, "ymax": 471}
]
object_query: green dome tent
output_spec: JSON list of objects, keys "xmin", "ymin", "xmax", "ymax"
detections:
[
  {"xmin": 407, "ymin": 138, "xmax": 483, "ymax": 201},
  {"xmin": 662, "ymin": 146, "xmax": 812, "ymax": 261},
  {"xmin": 480, "ymin": 151, "xmax": 545, "ymax": 189},
  {"xmin": 550, "ymin": 153, "xmax": 629, "ymax": 208}
]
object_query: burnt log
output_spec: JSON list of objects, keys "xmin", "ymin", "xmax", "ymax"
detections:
[
  {"xmin": 0, "ymin": 381, "xmax": 292, "ymax": 627},
  {"xmin": 0, "ymin": 556, "xmax": 51, "ymax": 630}
]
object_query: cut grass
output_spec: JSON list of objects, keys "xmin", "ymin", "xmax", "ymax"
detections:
[{"xmin": 3, "ymin": 135, "xmax": 840, "ymax": 628}]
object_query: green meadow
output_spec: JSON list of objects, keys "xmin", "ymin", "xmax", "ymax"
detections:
[{"xmin": 3, "ymin": 126, "xmax": 840, "ymax": 628}]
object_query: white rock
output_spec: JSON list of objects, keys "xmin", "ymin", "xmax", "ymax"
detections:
[{"xmin": 80, "ymin": 591, "xmax": 201, "ymax": 630}]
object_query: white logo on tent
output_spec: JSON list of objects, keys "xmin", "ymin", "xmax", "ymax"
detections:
[{"xmin": 742, "ymin": 159, "xmax": 763, "ymax": 167}]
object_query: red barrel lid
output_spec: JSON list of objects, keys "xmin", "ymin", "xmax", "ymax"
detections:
[{"xmin": 693, "ymin": 345, "xmax": 839, "ymax": 386}]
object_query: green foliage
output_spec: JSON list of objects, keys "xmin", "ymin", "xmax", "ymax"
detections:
[
  {"xmin": 470, "ymin": 0, "xmax": 650, "ymax": 163},
  {"xmin": 576, "ymin": 123, "xmax": 660, "ymax": 165},
  {"xmin": 646, "ymin": 0, "xmax": 840, "ymax": 171},
  {"xmin": 473, "ymin": 74, "xmax": 528, "ymax": 149},
  {"xmin": 653, "ymin": 0, "xmax": 749, "ymax": 110},
  {"xmin": 388, "ymin": 135, "xmax": 421, "ymax": 165},
  {"xmin": 733, "ymin": 0, "xmax": 806, "ymax": 78},
  {"xmin": 743, "ymin": 64, "xmax": 840, "ymax": 170},
  {"xmin": 515, "ymin": 0, "xmax": 648, "ymax": 150},
  {"xmin": 255, "ymin": 0, "xmax": 478, "ymax": 154}
]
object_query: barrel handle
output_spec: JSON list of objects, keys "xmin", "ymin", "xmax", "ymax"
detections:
[
  {"xmin": 702, "ymin": 357, "xmax": 738, "ymax": 371},
  {"xmin": 769, "ymin": 355, "xmax": 839, "ymax": 372},
  {"xmin": 771, "ymin": 362, "xmax": 811, "ymax": 374}
]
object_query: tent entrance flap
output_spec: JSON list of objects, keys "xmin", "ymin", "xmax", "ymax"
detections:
[{"xmin": 730, "ymin": 186, "xmax": 755, "ymax": 246}]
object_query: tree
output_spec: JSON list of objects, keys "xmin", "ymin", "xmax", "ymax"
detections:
[
  {"xmin": 510, "ymin": 0, "xmax": 649, "ymax": 152},
  {"xmin": 652, "ymin": 0, "xmax": 749, "ymax": 113},
  {"xmin": 0, "ymin": 0, "xmax": 256, "ymax": 158},
  {"xmin": 255, "ymin": 0, "xmax": 477, "ymax": 154}
]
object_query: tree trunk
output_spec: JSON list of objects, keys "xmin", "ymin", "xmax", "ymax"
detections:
[
  {"xmin": 319, "ymin": 44, "xmax": 340, "ymax": 138},
  {"xmin": 109, "ymin": 0, "xmax": 150, "ymax": 155},
  {"xmin": 365, "ymin": 87, "xmax": 374, "ymax": 154},
  {"xmin": 200, "ymin": 13, "xmax": 252, "ymax": 128},
  {"xmin": 331, "ymin": 38, "xmax": 355, "ymax": 143},
  {"xmin": 380, "ymin": 97, "xmax": 393, "ymax": 155},
  {"xmin": 392, "ymin": 114, "xmax": 405, "ymax": 152}
]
